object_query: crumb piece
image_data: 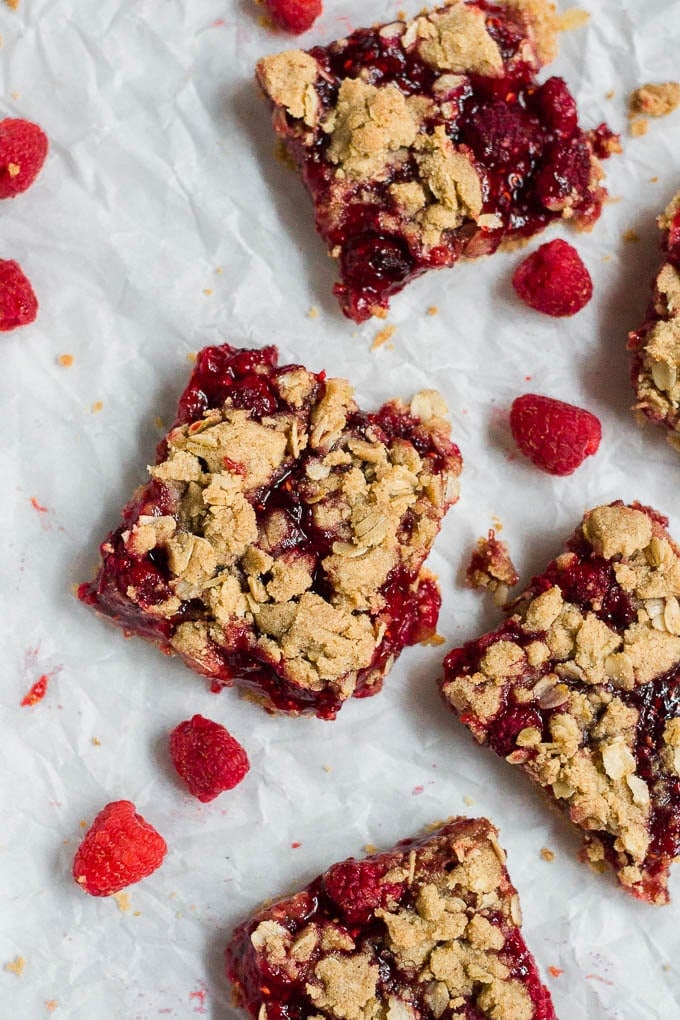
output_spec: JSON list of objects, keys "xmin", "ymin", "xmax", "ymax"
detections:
[
  {"xmin": 558, "ymin": 8, "xmax": 590, "ymax": 31},
  {"xmin": 323, "ymin": 765, "xmax": 332, "ymax": 773},
  {"xmin": 186, "ymin": 352, "xmax": 197, "ymax": 363},
  {"xmin": 629, "ymin": 119, "xmax": 648, "ymax": 138},
  {"xmin": 422, "ymin": 632, "xmax": 446, "ymax": 646},
  {"xmin": 371, "ymin": 324, "xmax": 396, "ymax": 350},
  {"xmin": 630, "ymin": 83, "xmax": 680, "ymax": 119},
  {"xmin": 650, "ymin": 176, "xmax": 659, "ymax": 183},
  {"xmin": 91, "ymin": 736, "xmax": 101, "ymax": 746},
  {"xmin": 602, "ymin": 254, "xmax": 612, "ymax": 263},
  {"xmin": 113, "ymin": 891, "xmax": 131, "ymax": 913},
  {"xmin": 215, "ymin": 267, "xmax": 223, "ymax": 275},
  {"xmin": 45, "ymin": 1002, "xmax": 58, "ymax": 1013},
  {"xmin": 426, "ymin": 305, "xmax": 439, "ymax": 316},
  {"xmin": 467, "ymin": 529, "xmax": 519, "ymax": 601},
  {"xmin": 623, "ymin": 229, "xmax": 640, "ymax": 243},
  {"xmin": 363, "ymin": 843, "xmax": 378, "ymax": 855},
  {"xmin": 605, "ymin": 89, "xmax": 615, "ymax": 100},
  {"xmin": 57, "ymin": 354, "xmax": 74, "ymax": 368},
  {"xmin": 91, "ymin": 401, "xmax": 103, "ymax": 413},
  {"xmin": 540, "ymin": 847, "xmax": 555, "ymax": 862},
  {"xmin": 203, "ymin": 288, "xmax": 213, "ymax": 296},
  {"xmin": 10, "ymin": 90, "xmax": 20, "ymax": 100},
  {"xmin": 5, "ymin": 956, "xmax": 25, "ymax": 975},
  {"xmin": 308, "ymin": 306, "xmax": 319, "ymax": 319},
  {"xmin": 463, "ymin": 795, "xmax": 474, "ymax": 806},
  {"xmin": 4, "ymin": 0, "xmax": 19, "ymax": 10}
]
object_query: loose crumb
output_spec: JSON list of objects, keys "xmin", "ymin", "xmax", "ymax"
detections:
[
  {"xmin": 307, "ymin": 305, "xmax": 319, "ymax": 319},
  {"xmin": 203, "ymin": 288, "xmax": 213, "ymax": 296},
  {"xmin": 5, "ymin": 956, "xmax": 25, "ymax": 976},
  {"xmin": 421, "ymin": 632, "xmax": 445, "ymax": 646},
  {"xmin": 540, "ymin": 847, "xmax": 555, "ymax": 862},
  {"xmin": 3, "ymin": 0, "xmax": 20, "ymax": 9},
  {"xmin": 45, "ymin": 1002, "xmax": 58, "ymax": 1013},
  {"xmin": 650, "ymin": 176, "xmax": 659, "ymax": 183},
  {"xmin": 602, "ymin": 254, "xmax": 613, "ymax": 263},
  {"xmin": 426, "ymin": 305, "xmax": 439, "ymax": 316},
  {"xmin": 91, "ymin": 401, "xmax": 103, "ymax": 414},
  {"xmin": 57, "ymin": 354, "xmax": 74, "ymax": 368},
  {"xmin": 623, "ymin": 229, "xmax": 640, "ymax": 243},
  {"xmin": 605, "ymin": 89, "xmax": 615, "ymax": 100},
  {"xmin": 629, "ymin": 118, "xmax": 648, "ymax": 137},
  {"xmin": 91, "ymin": 736, "xmax": 101, "ymax": 746},
  {"xmin": 629, "ymin": 82, "xmax": 680, "ymax": 118},
  {"xmin": 186, "ymin": 352, "xmax": 197, "ymax": 363},
  {"xmin": 463, "ymin": 795, "xmax": 474, "ymax": 806},
  {"xmin": 322, "ymin": 765, "xmax": 332, "ymax": 773},
  {"xmin": 363, "ymin": 843, "xmax": 378, "ymax": 855},
  {"xmin": 215, "ymin": 267, "xmax": 223, "ymax": 275},
  {"xmin": 10, "ymin": 90, "xmax": 20, "ymax": 101},
  {"xmin": 558, "ymin": 8, "xmax": 590, "ymax": 31},
  {"xmin": 113, "ymin": 891, "xmax": 131, "ymax": 913},
  {"xmin": 371, "ymin": 324, "xmax": 396, "ymax": 350},
  {"xmin": 466, "ymin": 529, "xmax": 519, "ymax": 604}
]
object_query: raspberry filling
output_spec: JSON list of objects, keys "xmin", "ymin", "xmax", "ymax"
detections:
[
  {"xmin": 259, "ymin": 1, "xmax": 617, "ymax": 321},
  {"xmin": 80, "ymin": 344, "xmax": 461, "ymax": 719},
  {"xmin": 226, "ymin": 819, "xmax": 556, "ymax": 1020}
]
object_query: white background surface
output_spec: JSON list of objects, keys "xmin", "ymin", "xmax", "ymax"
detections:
[{"xmin": 1, "ymin": 0, "xmax": 680, "ymax": 1016}]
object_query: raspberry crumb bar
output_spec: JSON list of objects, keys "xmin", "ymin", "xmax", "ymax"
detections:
[
  {"xmin": 442, "ymin": 502, "xmax": 680, "ymax": 904},
  {"xmin": 225, "ymin": 817, "xmax": 556, "ymax": 1020},
  {"xmin": 629, "ymin": 191, "xmax": 680, "ymax": 446},
  {"xmin": 256, "ymin": 0, "xmax": 618, "ymax": 322},
  {"xmin": 79, "ymin": 344, "xmax": 462, "ymax": 719}
]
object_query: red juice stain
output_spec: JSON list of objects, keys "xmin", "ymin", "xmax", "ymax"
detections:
[
  {"xmin": 189, "ymin": 983, "xmax": 208, "ymax": 1014},
  {"xmin": 291, "ymin": 841, "xmax": 301, "ymax": 849},
  {"xmin": 412, "ymin": 785, "xmax": 424, "ymax": 795},
  {"xmin": 20, "ymin": 651, "xmax": 62, "ymax": 707},
  {"xmin": 30, "ymin": 496, "xmax": 49, "ymax": 513},
  {"xmin": 548, "ymin": 966, "xmax": 563, "ymax": 978}
]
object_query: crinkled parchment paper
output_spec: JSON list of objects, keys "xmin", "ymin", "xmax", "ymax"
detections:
[{"xmin": 1, "ymin": 0, "xmax": 680, "ymax": 1016}]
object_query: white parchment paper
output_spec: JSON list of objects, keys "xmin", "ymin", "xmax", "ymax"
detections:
[{"xmin": 1, "ymin": 0, "xmax": 680, "ymax": 1016}]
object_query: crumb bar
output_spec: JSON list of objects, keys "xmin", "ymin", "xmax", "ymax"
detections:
[
  {"xmin": 225, "ymin": 817, "xmax": 556, "ymax": 1020},
  {"xmin": 441, "ymin": 502, "xmax": 680, "ymax": 903},
  {"xmin": 256, "ymin": 0, "xmax": 617, "ymax": 322},
  {"xmin": 79, "ymin": 344, "xmax": 462, "ymax": 719},
  {"xmin": 629, "ymin": 190, "xmax": 680, "ymax": 446}
]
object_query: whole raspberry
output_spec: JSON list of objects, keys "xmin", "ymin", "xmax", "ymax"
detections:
[
  {"xmin": 169, "ymin": 714, "xmax": 249, "ymax": 802},
  {"xmin": 512, "ymin": 239, "xmax": 593, "ymax": 316},
  {"xmin": 264, "ymin": 0, "xmax": 322, "ymax": 34},
  {"xmin": 509, "ymin": 393, "xmax": 602, "ymax": 476},
  {"xmin": 72, "ymin": 800, "xmax": 167, "ymax": 897},
  {"xmin": 0, "ymin": 118, "xmax": 48, "ymax": 198},
  {"xmin": 324, "ymin": 858, "xmax": 405, "ymax": 926},
  {"xmin": 0, "ymin": 259, "xmax": 38, "ymax": 331}
]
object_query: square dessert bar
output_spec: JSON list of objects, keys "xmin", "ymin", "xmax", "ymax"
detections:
[
  {"xmin": 441, "ymin": 502, "xmax": 680, "ymax": 904},
  {"xmin": 78, "ymin": 344, "xmax": 462, "ymax": 719},
  {"xmin": 629, "ymin": 190, "xmax": 680, "ymax": 445},
  {"xmin": 256, "ymin": 0, "xmax": 618, "ymax": 322},
  {"xmin": 225, "ymin": 817, "xmax": 556, "ymax": 1020}
]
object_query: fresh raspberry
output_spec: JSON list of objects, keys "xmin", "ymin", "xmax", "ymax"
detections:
[
  {"xmin": 169, "ymin": 714, "xmax": 249, "ymax": 802},
  {"xmin": 509, "ymin": 393, "xmax": 602, "ymax": 476},
  {"xmin": 72, "ymin": 800, "xmax": 167, "ymax": 897},
  {"xmin": 324, "ymin": 858, "xmax": 405, "ymax": 925},
  {"xmin": 264, "ymin": 0, "xmax": 322, "ymax": 34},
  {"xmin": 512, "ymin": 239, "xmax": 593, "ymax": 317},
  {"xmin": 0, "ymin": 118, "xmax": 48, "ymax": 198},
  {"xmin": 0, "ymin": 259, "xmax": 38, "ymax": 331}
]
